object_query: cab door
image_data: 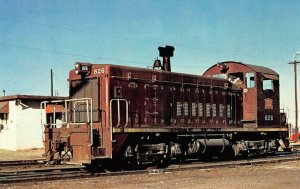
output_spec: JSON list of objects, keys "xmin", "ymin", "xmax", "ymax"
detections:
[
  {"xmin": 243, "ymin": 72, "xmax": 257, "ymax": 127},
  {"xmin": 258, "ymin": 74, "xmax": 280, "ymax": 127}
]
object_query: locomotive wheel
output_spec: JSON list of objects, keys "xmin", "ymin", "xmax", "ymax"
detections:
[
  {"xmin": 175, "ymin": 152, "xmax": 186, "ymax": 163},
  {"xmin": 121, "ymin": 145, "xmax": 142, "ymax": 170}
]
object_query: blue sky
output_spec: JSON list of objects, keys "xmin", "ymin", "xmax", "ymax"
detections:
[{"xmin": 0, "ymin": 0, "xmax": 299, "ymax": 123}]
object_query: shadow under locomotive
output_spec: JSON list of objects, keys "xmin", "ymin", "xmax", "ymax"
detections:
[{"xmin": 41, "ymin": 46, "xmax": 289, "ymax": 168}]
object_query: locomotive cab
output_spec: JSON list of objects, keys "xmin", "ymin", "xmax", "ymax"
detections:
[{"xmin": 203, "ymin": 61, "xmax": 281, "ymax": 128}]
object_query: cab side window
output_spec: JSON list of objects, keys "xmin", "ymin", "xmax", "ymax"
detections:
[
  {"xmin": 263, "ymin": 79, "xmax": 274, "ymax": 91},
  {"xmin": 246, "ymin": 73, "xmax": 255, "ymax": 88}
]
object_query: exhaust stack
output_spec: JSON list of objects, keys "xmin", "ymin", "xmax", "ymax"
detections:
[{"xmin": 158, "ymin": 45, "xmax": 175, "ymax": 72}]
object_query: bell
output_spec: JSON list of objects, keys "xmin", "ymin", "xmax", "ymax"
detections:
[{"xmin": 153, "ymin": 59, "xmax": 162, "ymax": 70}]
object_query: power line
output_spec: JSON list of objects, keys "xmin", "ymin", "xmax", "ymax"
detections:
[
  {"xmin": 0, "ymin": 15, "xmax": 162, "ymax": 45},
  {"xmin": 0, "ymin": 41, "xmax": 213, "ymax": 69},
  {"xmin": 0, "ymin": 13, "xmax": 293, "ymax": 70},
  {"xmin": 0, "ymin": 15, "xmax": 287, "ymax": 61},
  {"xmin": 0, "ymin": 41, "xmax": 150, "ymax": 65},
  {"xmin": 0, "ymin": 39, "xmax": 293, "ymax": 70}
]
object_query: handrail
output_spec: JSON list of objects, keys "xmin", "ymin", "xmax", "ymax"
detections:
[
  {"xmin": 41, "ymin": 98, "xmax": 93, "ymax": 146},
  {"xmin": 109, "ymin": 99, "xmax": 129, "ymax": 143}
]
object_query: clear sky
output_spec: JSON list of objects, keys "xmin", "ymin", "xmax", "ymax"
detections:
[{"xmin": 0, "ymin": 0, "xmax": 299, "ymax": 124}]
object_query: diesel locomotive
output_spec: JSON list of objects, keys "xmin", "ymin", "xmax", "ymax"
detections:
[{"xmin": 43, "ymin": 46, "xmax": 288, "ymax": 165}]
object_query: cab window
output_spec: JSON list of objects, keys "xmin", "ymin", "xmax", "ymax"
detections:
[
  {"xmin": 246, "ymin": 73, "xmax": 255, "ymax": 88},
  {"xmin": 263, "ymin": 79, "xmax": 274, "ymax": 91}
]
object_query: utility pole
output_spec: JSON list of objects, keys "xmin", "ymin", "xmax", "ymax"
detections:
[
  {"xmin": 289, "ymin": 52, "xmax": 300, "ymax": 142},
  {"xmin": 51, "ymin": 69, "xmax": 53, "ymax": 97}
]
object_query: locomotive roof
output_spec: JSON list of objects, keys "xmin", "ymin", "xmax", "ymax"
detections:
[
  {"xmin": 204, "ymin": 61, "xmax": 279, "ymax": 76},
  {"xmin": 243, "ymin": 63, "xmax": 278, "ymax": 76},
  {"xmin": 84, "ymin": 61, "xmax": 279, "ymax": 76}
]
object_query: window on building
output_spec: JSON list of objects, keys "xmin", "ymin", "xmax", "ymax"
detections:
[{"xmin": 0, "ymin": 113, "xmax": 8, "ymax": 124}]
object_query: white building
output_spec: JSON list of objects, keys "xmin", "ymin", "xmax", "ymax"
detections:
[{"xmin": 0, "ymin": 95, "xmax": 66, "ymax": 151}]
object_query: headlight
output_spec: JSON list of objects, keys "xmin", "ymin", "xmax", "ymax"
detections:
[{"xmin": 74, "ymin": 62, "xmax": 91, "ymax": 78}]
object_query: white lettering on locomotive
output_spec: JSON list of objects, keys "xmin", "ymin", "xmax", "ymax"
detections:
[
  {"xmin": 94, "ymin": 68, "xmax": 105, "ymax": 74},
  {"xmin": 265, "ymin": 114, "xmax": 274, "ymax": 121}
]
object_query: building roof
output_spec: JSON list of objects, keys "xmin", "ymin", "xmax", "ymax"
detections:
[
  {"xmin": 0, "ymin": 95, "xmax": 68, "ymax": 113},
  {"xmin": 0, "ymin": 95, "xmax": 67, "ymax": 102}
]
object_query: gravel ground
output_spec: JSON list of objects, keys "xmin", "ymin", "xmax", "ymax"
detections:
[
  {"xmin": 0, "ymin": 149, "xmax": 44, "ymax": 161},
  {"xmin": 1, "ymin": 160, "xmax": 300, "ymax": 189}
]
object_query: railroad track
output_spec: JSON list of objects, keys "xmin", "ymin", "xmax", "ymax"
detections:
[
  {"xmin": 0, "ymin": 159, "xmax": 45, "ymax": 167},
  {"xmin": 93, "ymin": 151, "xmax": 300, "ymax": 176},
  {"xmin": 0, "ymin": 166, "xmax": 89, "ymax": 184},
  {"xmin": 167, "ymin": 151, "xmax": 300, "ymax": 171},
  {"xmin": 1, "ymin": 151, "xmax": 300, "ymax": 184}
]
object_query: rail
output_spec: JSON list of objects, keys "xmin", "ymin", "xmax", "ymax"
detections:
[
  {"xmin": 1, "ymin": 151, "xmax": 300, "ymax": 184},
  {"xmin": 0, "ymin": 165, "xmax": 88, "ymax": 184}
]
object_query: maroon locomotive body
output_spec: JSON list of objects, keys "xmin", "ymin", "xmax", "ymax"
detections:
[{"xmin": 43, "ymin": 46, "xmax": 288, "ymax": 164}]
